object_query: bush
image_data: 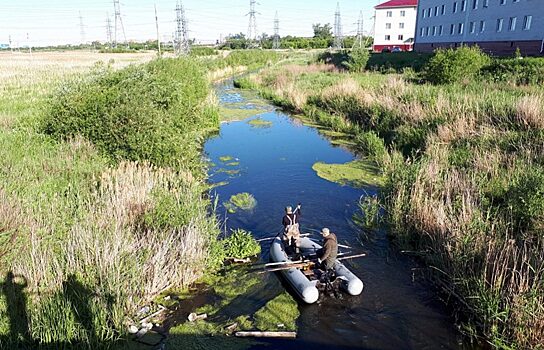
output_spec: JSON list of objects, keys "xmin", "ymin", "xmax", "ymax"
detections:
[
  {"xmin": 223, "ymin": 229, "xmax": 261, "ymax": 259},
  {"xmin": 482, "ymin": 57, "xmax": 544, "ymax": 85},
  {"xmin": 367, "ymin": 52, "xmax": 433, "ymax": 73},
  {"xmin": 43, "ymin": 58, "xmax": 218, "ymax": 169},
  {"xmin": 343, "ymin": 48, "xmax": 370, "ymax": 73},
  {"xmin": 355, "ymin": 131, "xmax": 387, "ymax": 163},
  {"xmin": 424, "ymin": 46, "xmax": 491, "ymax": 84}
]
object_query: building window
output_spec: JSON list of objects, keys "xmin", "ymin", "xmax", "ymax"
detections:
[
  {"xmin": 426, "ymin": 27, "xmax": 430, "ymax": 36},
  {"xmin": 513, "ymin": 0, "xmax": 520, "ymax": 2},
  {"xmin": 450, "ymin": 24, "xmax": 455, "ymax": 35},
  {"xmin": 420, "ymin": 27, "xmax": 425, "ymax": 37},
  {"xmin": 523, "ymin": 15, "xmax": 532, "ymax": 30},
  {"xmin": 509, "ymin": 17, "xmax": 517, "ymax": 31},
  {"xmin": 434, "ymin": 6, "xmax": 439, "ymax": 16},
  {"xmin": 472, "ymin": 0, "xmax": 478, "ymax": 10},
  {"xmin": 461, "ymin": 0, "xmax": 466, "ymax": 11},
  {"xmin": 399, "ymin": 22, "xmax": 405, "ymax": 29},
  {"xmin": 428, "ymin": 8, "xmax": 432, "ymax": 17},
  {"xmin": 497, "ymin": 18, "xmax": 504, "ymax": 32},
  {"xmin": 387, "ymin": 11, "xmax": 392, "ymax": 17},
  {"xmin": 479, "ymin": 20, "xmax": 485, "ymax": 32},
  {"xmin": 385, "ymin": 35, "xmax": 391, "ymax": 41},
  {"xmin": 483, "ymin": 0, "xmax": 489, "ymax": 7},
  {"xmin": 398, "ymin": 34, "xmax": 404, "ymax": 40},
  {"xmin": 422, "ymin": 9, "xmax": 426, "ymax": 18},
  {"xmin": 458, "ymin": 23, "xmax": 464, "ymax": 34},
  {"xmin": 441, "ymin": 4, "xmax": 446, "ymax": 15},
  {"xmin": 439, "ymin": 25, "xmax": 443, "ymax": 35},
  {"xmin": 386, "ymin": 23, "xmax": 392, "ymax": 29},
  {"xmin": 470, "ymin": 21, "xmax": 476, "ymax": 34},
  {"xmin": 401, "ymin": 10, "xmax": 406, "ymax": 17},
  {"xmin": 453, "ymin": 2, "xmax": 458, "ymax": 13},
  {"xmin": 500, "ymin": 0, "xmax": 506, "ymax": 5},
  {"xmin": 432, "ymin": 26, "xmax": 437, "ymax": 36}
]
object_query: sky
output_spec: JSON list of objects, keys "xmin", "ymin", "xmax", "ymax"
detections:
[{"xmin": 0, "ymin": 0, "xmax": 383, "ymax": 47}]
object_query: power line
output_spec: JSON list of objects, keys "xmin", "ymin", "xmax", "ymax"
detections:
[
  {"xmin": 175, "ymin": 1, "xmax": 189, "ymax": 55},
  {"xmin": 333, "ymin": 2, "xmax": 343, "ymax": 50},
  {"xmin": 247, "ymin": 0, "xmax": 258, "ymax": 48},
  {"xmin": 113, "ymin": 0, "xmax": 127, "ymax": 47},
  {"xmin": 273, "ymin": 11, "xmax": 280, "ymax": 50}
]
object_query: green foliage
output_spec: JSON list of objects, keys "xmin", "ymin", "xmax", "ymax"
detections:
[
  {"xmin": 482, "ymin": 57, "xmax": 544, "ymax": 85},
  {"xmin": 355, "ymin": 131, "xmax": 388, "ymax": 164},
  {"xmin": 367, "ymin": 52, "xmax": 433, "ymax": 73},
  {"xmin": 312, "ymin": 23, "xmax": 333, "ymax": 39},
  {"xmin": 253, "ymin": 293, "xmax": 299, "ymax": 331},
  {"xmin": 223, "ymin": 193, "xmax": 257, "ymax": 213},
  {"xmin": 424, "ymin": 46, "xmax": 491, "ymax": 84},
  {"xmin": 312, "ymin": 160, "xmax": 384, "ymax": 188},
  {"xmin": 191, "ymin": 46, "xmax": 218, "ymax": 57},
  {"xmin": 353, "ymin": 195, "xmax": 381, "ymax": 229},
  {"xmin": 343, "ymin": 48, "xmax": 370, "ymax": 73},
  {"xmin": 43, "ymin": 58, "xmax": 219, "ymax": 170},
  {"xmin": 505, "ymin": 166, "xmax": 544, "ymax": 234},
  {"xmin": 223, "ymin": 229, "xmax": 261, "ymax": 259}
]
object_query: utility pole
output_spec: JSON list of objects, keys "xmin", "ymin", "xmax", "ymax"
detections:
[
  {"xmin": 155, "ymin": 4, "xmax": 161, "ymax": 56},
  {"xmin": 106, "ymin": 13, "xmax": 113, "ymax": 47},
  {"xmin": 353, "ymin": 10, "xmax": 364, "ymax": 49},
  {"xmin": 175, "ymin": 1, "xmax": 190, "ymax": 55},
  {"xmin": 333, "ymin": 2, "xmax": 343, "ymax": 50},
  {"xmin": 247, "ymin": 0, "xmax": 258, "ymax": 48},
  {"xmin": 273, "ymin": 11, "xmax": 280, "ymax": 50},
  {"xmin": 113, "ymin": 0, "xmax": 127, "ymax": 48},
  {"xmin": 79, "ymin": 11, "xmax": 86, "ymax": 45},
  {"xmin": 8, "ymin": 35, "xmax": 12, "ymax": 52}
]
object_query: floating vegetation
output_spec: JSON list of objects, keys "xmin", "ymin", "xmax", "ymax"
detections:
[
  {"xmin": 226, "ymin": 162, "xmax": 240, "ymax": 166},
  {"xmin": 216, "ymin": 168, "xmax": 241, "ymax": 176},
  {"xmin": 247, "ymin": 118, "xmax": 273, "ymax": 128},
  {"xmin": 253, "ymin": 293, "xmax": 299, "ymax": 331},
  {"xmin": 223, "ymin": 192, "xmax": 257, "ymax": 213},
  {"xmin": 219, "ymin": 155, "xmax": 234, "ymax": 162},
  {"xmin": 312, "ymin": 160, "xmax": 384, "ymax": 188},
  {"xmin": 219, "ymin": 106, "xmax": 267, "ymax": 123},
  {"xmin": 224, "ymin": 229, "xmax": 261, "ymax": 259},
  {"xmin": 209, "ymin": 181, "xmax": 229, "ymax": 189}
]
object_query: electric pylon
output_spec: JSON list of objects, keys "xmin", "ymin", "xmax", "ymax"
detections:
[
  {"xmin": 333, "ymin": 2, "xmax": 343, "ymax": 50},
  {"xmin": 353, "ymin": 11, "xmax": 364, "ymax": 49},
  {"xmin": 175, "ymin": 1, "xmax": 190, "ymax": 55},
  {"xmin": 273, "ymin": 11, "xmax": 280, "ymax": 50},
  {"xmin": 113, "ymin": 0, "xmax": 127, "ymax": 48},
  {"xmin": 247, "ymin": 0, "xmax": 258, "ymax": 48},
  {"xmin": 106, "ymin": 13, "xmax": 113, "ymax": 46},
  {"xmin": 79, "ymin": 11, "xmax": 86, "ymax": 45}
]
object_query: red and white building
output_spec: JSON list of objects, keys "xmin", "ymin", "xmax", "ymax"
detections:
[{"xmin": 373, "ymin": 0, "xmax": 419, "ymax": 52}]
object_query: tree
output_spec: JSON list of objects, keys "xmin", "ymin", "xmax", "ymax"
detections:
[{"xmin": 312, "ymin": 23, "xmax": 333, "ymax": 39}]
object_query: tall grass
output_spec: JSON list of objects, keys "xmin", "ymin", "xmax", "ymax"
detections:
[{"xmin": 239, "ymin": 60, "xmax": 544, "ymax": 348}]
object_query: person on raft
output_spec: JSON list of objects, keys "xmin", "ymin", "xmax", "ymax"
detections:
[
  {"xmin": 282, "ymin": 204, "xmax": 301, "ymax": 255},
  {"xmin": 317, "ymin": 227, "xmax": 338, "ymax": 271}
]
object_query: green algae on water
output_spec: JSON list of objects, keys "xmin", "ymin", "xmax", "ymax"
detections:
[
  {"xmin": 247, "ymin": 118, "xmax": 273, "ymax": 128},
  {"xmin": 253, "ymin": 293, "xmax": 299, "ymax": 331},
  {"xmin": 223, "ymin": 192, "xmax": 257, "ymax": 213},
  {"xmin": 219, "ymin": 155, "xmax": 234, "ymax": 162},
  {"xmin": 312, "ymin": 160, "xmax": 384, "ymax": 188},
  {"xmin": 226, "ymin": 162, "xmax": 240, "ymax": 166}
]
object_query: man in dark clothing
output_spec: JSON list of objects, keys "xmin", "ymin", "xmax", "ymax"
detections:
[
  {"xmin": 317, "ymin": 227, "xmax": 338, "ymax": 271},
  {"xmin": 282, "ymin": 204, "xmax": 301, "ymax": 252}
]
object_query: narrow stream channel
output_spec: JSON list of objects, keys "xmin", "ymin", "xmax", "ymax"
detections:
[{"xmin": 204, "ymin": 81, "xmax": 478, "ymax": 350}]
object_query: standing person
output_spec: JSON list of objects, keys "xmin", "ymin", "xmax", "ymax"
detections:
[
  {"xmin": 317, "ymin": 227, "xmax": 338, "ymax": 271},
  {"xmin": 282, "ymin": 204, "xmax": 301, "ymax": 254}
]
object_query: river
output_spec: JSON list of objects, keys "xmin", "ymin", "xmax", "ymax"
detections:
[{"xmin": 202, "ymin": 81, "xmax": 477, "ymax": 350}]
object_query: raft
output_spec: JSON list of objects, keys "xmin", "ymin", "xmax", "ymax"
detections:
[{"xmin": 269, "ymin": 236, "xmax": 364, "ymax": 304}]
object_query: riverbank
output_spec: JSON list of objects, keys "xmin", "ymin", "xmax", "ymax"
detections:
[
  {"xmin": 234, "ymin": 52, "xmax": 544, "ymax": 348},
  {"xmin": 0, "ymin": 50, "xmax": 277, "ymax": 348}
]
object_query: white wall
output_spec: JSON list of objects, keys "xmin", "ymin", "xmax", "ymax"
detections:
[
  {"xmin": 415, "ymin": 0, "xmax": 544, "ymax": 43},
  {"xmin": 374, "ymin": 6, "xmax": 418, "ymax": 47}
]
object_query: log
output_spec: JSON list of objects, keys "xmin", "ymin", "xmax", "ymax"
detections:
[
  {"xmin": 188, "ymin": 313, "xmax": 207, "ymax": 322},
  {"xmin": 235, "ymin": 331, "xmax": 296, "ymax": 338}
]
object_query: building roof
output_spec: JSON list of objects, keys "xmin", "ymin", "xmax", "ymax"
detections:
[{"xmin": 375, "ymin": 0, "xmax": 418, "ymax": 9}]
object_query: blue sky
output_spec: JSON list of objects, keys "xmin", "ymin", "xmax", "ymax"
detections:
[{"xmin": 0, "ymin": 0, "xmax": 382, "ymax": 47}]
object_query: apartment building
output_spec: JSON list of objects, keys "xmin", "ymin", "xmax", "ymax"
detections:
[
  {"xmin": 373, "ymin": 0, "xmax": 419, "ymax": 52},
  {"xmin": 414, "ymin": 0, "xmax": 544, "ymax": 55}
]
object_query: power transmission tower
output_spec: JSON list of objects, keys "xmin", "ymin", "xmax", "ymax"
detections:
[
  {"xmin": 273, "ymin": 11, "xmax": 280, "ymax": 50},
  {"xmin": 155, "ymin": 4, "xmax": 161, "ymax": 56},
  {"xmin": 353, "ymin": 11, "xmax": 364, "ymax": 49},
  {"xmin": 246, "ymin": 0, "xmax": 258, "ymax": 48},
  {"xmin": 333, "ymin": 2, "xmax": 343, "ymax": 50},
  {"xmin": 106, "ymin": 13, "xmax": 113, "ymax": 46},
  {"xmin": 79, "ymin": 11, "xmax": 86, "ymax": 45},
  {"xmin": 8, "ymin": 35, "xmax": 12, "ymax": 52},
  {"xmin": 175, "ymin": 1, "xmax": 190, "ymax": 55},
  {"xmin": 113, "ymin": 0, "xmax": 127, "ymax": 48}
]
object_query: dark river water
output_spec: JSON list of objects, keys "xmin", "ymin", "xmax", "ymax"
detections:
[{"xmin": 203, "ymin": 81, "xmax": 477, "ymax": 350}]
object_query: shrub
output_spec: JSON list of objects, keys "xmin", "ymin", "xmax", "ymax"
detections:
[
  {"xmin": 223, "ymin": 229, "xmax": 261, "ymax": 259},
  {"xmin": 43, "ymin": 58, "xmax": 218, "ymax": 169},
  {"xmin": 355, "ymin": 131, "xmax": 388, "ymax": 163},
  {"xmin": 482, "ymin": 57, "xmax": 544, "ymax": 85},
  {"xmin": 424, "ymin": 46, "xmax": 491, "ymax": 84},
  {"xmin": 343, "ymin": 48, "xmax": 370, "ymax": 73}
]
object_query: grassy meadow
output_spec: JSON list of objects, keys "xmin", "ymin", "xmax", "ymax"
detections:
[
  {"xmin": 0, "ymin": 50, "xmax": 277, "ymax": 348},
  {"xmin": 235, "ymin": 50, "xmax": 544, "ymax": 348}
]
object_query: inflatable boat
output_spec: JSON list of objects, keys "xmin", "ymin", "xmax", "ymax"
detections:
[{"xmin": 269, "ymin": 235, "xmax": 364, "ymax": 304}]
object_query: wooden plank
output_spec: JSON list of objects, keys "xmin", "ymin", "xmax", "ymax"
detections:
[{"xmin": 235, "ymin": 331, "xmax": 296, "ymax": 338}]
